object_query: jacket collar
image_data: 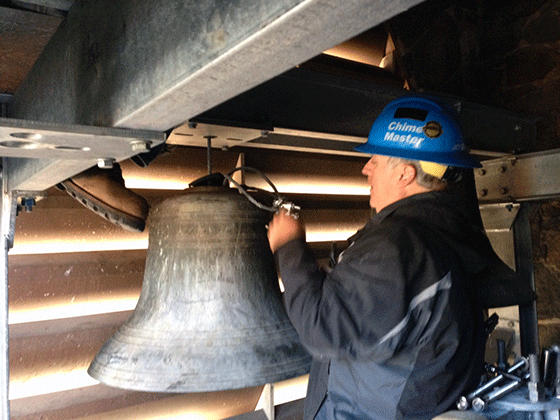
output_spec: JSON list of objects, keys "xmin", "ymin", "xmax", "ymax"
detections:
[
  {"xmin": 371, "ymin": 191, "xmax": 446, "ymax": 224},
  {"xmin": 347, "ymin": 191, "xmax": 454, "ymax": 244}
]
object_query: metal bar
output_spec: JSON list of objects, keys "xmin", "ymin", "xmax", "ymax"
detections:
[
  {"xmin": 262, "ymin": 384, "xmax": 275, "ymax": 420},
  {"xmin": 514, "ymin": 203, "xmax": 540, "ymax": 357},
  {"xmin": 9, "ymin": 0, "xmax": 425, "ymax": 130},
  {"xmin": 0, "ymin": 158, "xmax": 17, "ymax": 420},
  {"xmin": 6, "ymin": 0, "xmax": 426, "ymax": 190},
  {"xmin": 0, "ymin": 118, "xmax": 165, "ymax": 191}
]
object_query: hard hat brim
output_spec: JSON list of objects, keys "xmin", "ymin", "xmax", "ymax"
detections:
[{"xmin": 355, "ymin": 143, "xmax": 482, "ymax": 169}]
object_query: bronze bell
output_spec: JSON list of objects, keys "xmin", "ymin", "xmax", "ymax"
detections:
[{"xmin": 88, "ymin": 186, "xmax": 311, "ymax": 392}]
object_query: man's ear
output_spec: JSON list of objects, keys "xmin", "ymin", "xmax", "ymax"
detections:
[{"xmin": 399, "ymin": 164, "xmax": 417, "ymax": 186}]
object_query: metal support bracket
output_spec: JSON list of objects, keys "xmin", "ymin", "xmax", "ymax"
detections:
[
  {"xmin": 0, "ymin": 117, "xmax": 165, "ymax": 191},
  {"xmin": 476, "ymin": 149, "xmax": 560, "ymax": 203}
]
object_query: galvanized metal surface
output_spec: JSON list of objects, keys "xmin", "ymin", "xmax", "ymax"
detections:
[
  {"xmin": 168, "ymin": 123, "xmax": 367, "ymax": 157},
  {"xmin": 0, "ymin": 117, "xmax": 162, "ymax": 160},
  {"xmin": 0, "ymin": 117, "xmax": 165, "ymax": 191},
  {"xmin": 476, "ymin": 149, "xmax": 560, "ymax": 202},
  {"xmin": 1, "ymin": 160, "xmax": 17, "ymax": 420},
  {"xmin": 480, "ymin": 203, "xmax": 520, "ymax": 234},
  {"xmin": 88, "ymin": 187, "xmax": 311, "ymax": 392},
  {"xmin": 9, "ymin": 0, "xmax": 424, "ymax": 129},
  {"xmin": 6, "ymin": 0, "xmax": 426, "ymax": 191}
]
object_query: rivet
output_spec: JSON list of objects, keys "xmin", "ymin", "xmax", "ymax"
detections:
[{"xmin": 479, "ymin": 189, "xmax": 488, "ymax": 197}]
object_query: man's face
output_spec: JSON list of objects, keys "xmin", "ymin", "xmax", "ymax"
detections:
[{"xmin": 361, "ymin": 155, "xmax": 402, "ymax": 211}]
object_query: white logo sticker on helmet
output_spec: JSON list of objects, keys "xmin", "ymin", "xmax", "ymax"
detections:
[
  {"xmin": 383, "ymin": 121, "xmax": 425, "ymax": 149},
  {"xmin": 423, "ymin": 121, "xmax": 443, "ymax": 138}
]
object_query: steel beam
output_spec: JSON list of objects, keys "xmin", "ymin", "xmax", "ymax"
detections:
[
  {"xmin": 475, "ymin": 149, "xmax": 560, "ymax": 203},
  {"xmin": 6, "ymin": 0, "xmax": 426, "ymax": 190},
  {"xmin": 9, "ymin": 0, "xmax": 426, "ymax": 129}
]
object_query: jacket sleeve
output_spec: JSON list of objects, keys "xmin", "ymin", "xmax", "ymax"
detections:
[{"xmin": 275, "ymin": 234, "xmax": 413, "ymax": 361}]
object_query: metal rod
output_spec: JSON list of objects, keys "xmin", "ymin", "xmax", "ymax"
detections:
[
  {"xmin": 0, "ymin": 159, "xmax": 13, "ymax": 419},
  {"xmin": 206, "ymin": 136, "xmax": 214, "ymax": 175},
  {"xmin": 485, "ymin": 364, "xmax": 524, "ymax": 382},
  {"xmin": 514, "ymin": 203, "xmax": 540, "ymax": 357},
  {"xmin": 472, "ymin": 372, "xmax": 531, "ymax": 411},
  {"xmin": 467, "ymin": 358, "xmax": 528, "ymax": 401}
]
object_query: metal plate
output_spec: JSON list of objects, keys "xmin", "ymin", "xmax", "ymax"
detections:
[{"xmin": 0, "ymin": 117, "xmax": 164, "ymax": 160}]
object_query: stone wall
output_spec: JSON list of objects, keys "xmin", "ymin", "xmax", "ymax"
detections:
[{"xmin": 388, "ymin": 0, "xmax": 560, "ymax": 348}]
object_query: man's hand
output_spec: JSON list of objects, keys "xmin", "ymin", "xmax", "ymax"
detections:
[{"xmin": 267, "ymin": 210, "xmax": 306, "ymax": 253}]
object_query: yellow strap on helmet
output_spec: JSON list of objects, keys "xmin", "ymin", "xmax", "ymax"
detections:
[{"xmin": 419, "ymin": 160, "xmax": 448, "ymax": 179}]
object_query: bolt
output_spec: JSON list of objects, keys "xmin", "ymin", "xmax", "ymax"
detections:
[
  {"xmin": 500, "ymin": 187, "xmax": 509, "ymax": 195},
  {"xmin": 456, "ymin": 396, "xmax": 469, "ymax": 411},
  {"xmin": 261, "ymin": 130, "xmax": 269, "ymax": 137},
  {"xmin": 97, "ymin": 158, "xmax": 115, "ymax": 169},
  {"xmin": 472, "ymin": 397, "xmax": 486, "ymax": 412},
  {"xmin": 499, "ymin": 165, "xmax": 507, "ymax": 173},
  {"xmin": 506, "ymin": 204, "xmax": 513, "ymax": 211},
  {"xmin": 131, "ymin": 140, "xmax": 151, "ymax": 153},
  {"xmin": 188, "ymin": 122, "xmax": 197, "ymax": 129},
  {"xmin": 479, "ymin": 189, "xmax": 488, "ymax": 197},
  {"xmin": 478, "ymin": 168, "xmax": 487, "ymax": 176},
  {"xmin": 221, "ymin": 145, "xmax": 229, "ymax": 151}
]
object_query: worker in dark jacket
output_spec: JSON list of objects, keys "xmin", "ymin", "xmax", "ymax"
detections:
[{"xmin": 267, "ymin": 95, "xmax": 519, "ymax": 420}]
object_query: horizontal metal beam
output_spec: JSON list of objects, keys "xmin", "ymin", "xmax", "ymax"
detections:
[
  {"xmin": 475, "ymin": 149, "xmax": 560, "ymax": 202},
  {"xmin": 7, "ymin": 0, "xmax": 427, "ymax": 191},
  {"xmin": 9, "ymin": 0, "xmax": 425, "ymax": 130}
]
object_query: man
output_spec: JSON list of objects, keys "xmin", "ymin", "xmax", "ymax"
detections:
[{"xmin": 267, "ymin": 95, "xmax": 524, "ymax": 420}]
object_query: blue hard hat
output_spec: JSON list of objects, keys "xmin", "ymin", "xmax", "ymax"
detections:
[{"xmin": 355, "ymin": 94, "xmax": 481, "ymax": 168}]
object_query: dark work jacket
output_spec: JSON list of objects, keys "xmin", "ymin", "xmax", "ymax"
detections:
[{"xmin": 275, "ymin": 191, "xmax": 505, "ymax": 420}]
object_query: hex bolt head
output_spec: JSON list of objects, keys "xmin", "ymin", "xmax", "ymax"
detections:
[
  {"xmin": 97, "ymin": 158, "xmax": 115, "ymax": 169},
  {"xmin": 478, "ymin": 169, "xmax": 487, "ymax": 176},
  {"xmin": 472, "ymin": 397, "xmax": 486, "ymax": 412},
  {"xmin": 479, "ymin": 189, "xmax": 488, "ymax": 197},
  {"xmin": 131, "ymin": 140, "xmax": 151, "ymax": 153},
  {"xmin": 456, "ymin": 396, "xmax": 469, "ymax": 411}
]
